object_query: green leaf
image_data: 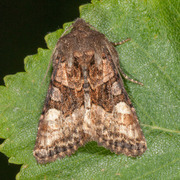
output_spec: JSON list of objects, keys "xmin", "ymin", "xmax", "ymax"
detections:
[{"xmin": 0, "ymin": 0, "xmax": 179, "ymax": 179}]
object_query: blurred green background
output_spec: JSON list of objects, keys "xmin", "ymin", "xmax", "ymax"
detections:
[{"xmin": 0, "ymin": 1, "xmax": 90, "ymax": 179}]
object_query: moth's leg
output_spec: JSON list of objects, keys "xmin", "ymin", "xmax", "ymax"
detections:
[
  {"xmin": 118, "ymin": 67, "xmax": 144, "ymax": 86},
  {"xmin": 111, "ymin": 38, "xmax": 131, "ymax": 46},
  {"xmin": 112, "ymin": 38, "xmax": 143, "ymax": 86}
]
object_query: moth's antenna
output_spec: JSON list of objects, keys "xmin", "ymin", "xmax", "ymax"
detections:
[
  {"xmin": 108, "ymin": 38, "xmax": 144, "ymax": 86},
  {"xmin": 41, "ymin": 24, "xmax": 74, "ymax": 86},
  {"xmin": 61, "ymin": 24, "xmax": 73, "ymax": 37},
  {"xmin": 88, "ymin": 23, "xmax": 99, "ymax": 31}
]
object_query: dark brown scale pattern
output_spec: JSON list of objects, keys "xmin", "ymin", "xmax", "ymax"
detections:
[{"xmin": 46, "ymin": 82, "xmax": 84, "ymax": 117}]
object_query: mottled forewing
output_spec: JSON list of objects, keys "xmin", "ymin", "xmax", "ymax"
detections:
[
  {"xmin": 33, "ymin": 45, "xmax": 89, "ymax": 164},
  {"xmin": 84, "ymin": 41, "xmax": 147, "ymax": 157}
]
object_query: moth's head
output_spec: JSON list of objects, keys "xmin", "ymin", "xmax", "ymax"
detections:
[{"xmin": 72, "ymin": 18, "xmax": 91, "ymax": 31}]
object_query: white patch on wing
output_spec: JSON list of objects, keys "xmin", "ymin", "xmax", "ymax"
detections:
[
  {"xmin": 56, "ymin": 63, "xmax": 69, "ymax": 86},
  {"xmin": 46, "ymin": 136, "xmax": 54, "ymax": 146},
  {"xmin": 128, "ymin": 129, "xmax": 134, "ymax": 139},
  {"xmin": 44, "ymin": 108, "xmax": 61, "ymax": 121},
  {"xmin": 134, "ymin": 130, "xmax": 139, "ymax": 139},
  {"xmin": 111, "ymin": 82, "xmax": 121, "ymax": 95},
  {"xmin": 119, "ymin": 125, "xmax": 127, "ymax": 135},
  {"xmin": 51, "ymin": 86, "xmax": 62, "ymax": 102},
  {"xmin": 115, "ymin": 102, "xmax": 131, "ymax": 114}
]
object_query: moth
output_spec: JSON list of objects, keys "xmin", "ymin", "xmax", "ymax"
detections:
[{"xmin": 33, "ymin": 18, "xmax": 147, "ymax": 164}]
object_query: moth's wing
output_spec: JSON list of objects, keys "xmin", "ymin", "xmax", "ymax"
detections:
[
  {"xmin": 33, "ymin": 52, "xmax": 89, "ymax": 164},
  {"xmin": 85, "ymin": 42, "xmax": 147, "ymax": 157}
]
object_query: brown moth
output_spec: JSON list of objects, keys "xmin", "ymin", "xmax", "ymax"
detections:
[{"xmin": 33, "ymin": 18, "xmax": 147, "ymax": 164}]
